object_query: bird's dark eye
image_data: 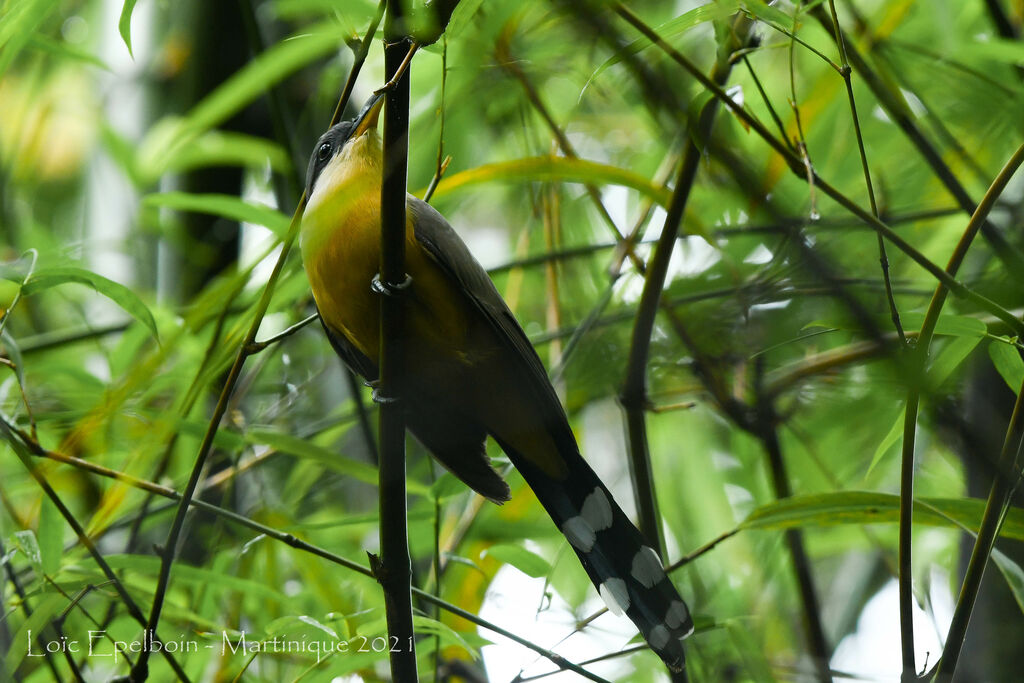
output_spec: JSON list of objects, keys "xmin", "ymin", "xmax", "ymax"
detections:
[{"xmin": 317, "ymin": 142, "xmax": 332, "ymax": 161}]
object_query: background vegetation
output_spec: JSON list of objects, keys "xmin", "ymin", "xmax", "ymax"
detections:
[{"xmin": 1, "ymin": 0, "xmax": 1023, "ymax": 681}]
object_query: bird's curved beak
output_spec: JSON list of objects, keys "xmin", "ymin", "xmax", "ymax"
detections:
[{"xmin": 352, "ymin": 92, "xmax": 385, "ymax": 139}]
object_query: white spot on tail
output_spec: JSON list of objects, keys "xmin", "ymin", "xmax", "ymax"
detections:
[
  {"xmin": 631, "ymin": 545, "xmax": 666, "ymax": 588},
  {"xmin": 562, "ymin": 516, "xmax": 596, "ymax": 552},
  {"xmin": 665, "ymin": 600, "xmax": 692, "ymax": 633},
  {"xmin": 599, "ymin": 578, "xmax": 630, "ymax": 616},
  {"xmin": 581, "ymin": 487, "xmax": 613, "ymax": 531},
  {"xmin": 649, "ymin": 624, "xmax": 670, "ymax": 650}
]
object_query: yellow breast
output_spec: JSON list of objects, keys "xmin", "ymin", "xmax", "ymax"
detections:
[{"xmin": 300, "ymin": 134, "xmax": 472, "ymax": 368}]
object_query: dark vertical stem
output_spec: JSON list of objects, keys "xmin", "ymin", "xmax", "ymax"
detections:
[
  {"xmin": 376, "ymin": 1, "xmax": 418, "ymax": 678},
  {"xmin": 896, "ymin": 142, "xmax": 1024, "ymax": 681},
  {"xmin": 809, "ymin": 5, "xmax": 1024, "ymax": 275},
  {"xmin": 826, "ymin": 0, "xmax": 904, "ymax": 344},
  {"xmin": 618, "ymin": 10, "xmax": 748, "ymax": 552},
  {"xmin": 935, "ymin": 374, "xmax": 1024, "ymax": 680},
  {"xmin": 983, "ymin": 0, "xmax": 1019, "ymax": 39},
  {"xmin": 761, "ymin": 424, "xmax": 833, "ymax": 683}
]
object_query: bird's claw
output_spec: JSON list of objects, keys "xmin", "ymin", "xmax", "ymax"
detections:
[{"xmin": 371, "ymin": 273, "xmax": 413, "ymax": 297}]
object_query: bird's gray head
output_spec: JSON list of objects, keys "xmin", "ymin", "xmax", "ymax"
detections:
[{"xmin": 305, "ymin": 92, "xmax": 384, "ymax": 199}]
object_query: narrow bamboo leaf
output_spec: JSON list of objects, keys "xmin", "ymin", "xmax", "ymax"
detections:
[
  {"xmin": 866, "ymin": 408, "xmax": 905, "ymax": 477},
  {"xmin": 100, "ymin": 554, "xmax": 284, "ymax": 600},
  {"xmin": 928, "ymin": 334, "xmax": 982, "ymax": 386},
  {"xmin": 899, "ymin": 312, "xmax": 988, "ymax": 337},
  {"xmin": 483, "ymin": 543, "xmax": 551, "ymax": 578},
  {"xmin": 989, "ymin": 340, "xmax": 1024, "ymax": 394},
  {"xmin": 28, "ymin": 35, "xmax": 110, "ymax": 70},
  {"xmin": 23, "ymin": 267, "xmax": 159, "ymax": 341},
  {"xmin": 741, "ymin": 491, "xmax": 1024, "ymax": 540},
  {"xmin": 444, "ymin": 0, "xmax": 485, "ymax": 40},
  {"xmin": 411, "ymin": 614, "xmax": 487, "ymax": 657},
  {"xmin": 585, "ymin": 1, "xmax": 738, "ymax": 86},
  {"xmin": 245, "ymin": 428, "xmax": 430, "ymax": 495},
  {"xmin": 143, "ymin": 192, "xmax": 290, "ymax": 236},
  {"xmin": 12, "ymin": 530, "xmax": 42, "ymax": 572},
  {"xmin": 1, "ymin": 330, "xmax": 25, "ymax": 388},
  {"xmin": 168, "ymin": 131, "xmax": 291, "ymax": 175},
  {"xmin": 429, "ymin": 471, "xmax": 472, "ymax": 501},
  {"xmin": 137, "ymin": 23, "xmax": 344, "ymax": 177},
  {"xmin": 0, "ymin": 0, "xmax": 55, "ymax": 75},
  {"xmin": 428, "ymin": 157, "xmax": 699, "ymax": 231},
  {"xmin": 741, "ymin": 0, "xmax": 798, "ymax": 27},
  {"xmin": 963, "ymin": 38, "xmax": 1024, "ymax": 66},
  {"xmin": 38, "ymin": 496, "xmax": 62, "ymax": 577},
  {"xmin": 992, "ymin": 547, "xmax": 1024, "ymax": 615},
  {"xmin": 118, "ymin": 0, "xmax": 139, "ymax": 58},
  {"xmin": 265, "ymin": 614, "xmax": 338, "ymax": 639},
  {"xmin": 0, "ymin": 250, "xmax": 36, "ymax": 283},
  {"xmin": 4, "ymin": 593, "xmax": 66, "ymax": 676}
]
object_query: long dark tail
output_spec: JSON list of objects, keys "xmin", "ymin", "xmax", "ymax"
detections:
[{"xmin": 497, "ymin": 439, "xmax": 693, "ymax": 672}]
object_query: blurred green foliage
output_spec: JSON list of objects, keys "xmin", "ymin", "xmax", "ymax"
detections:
[{"xmin": 1, "ymin": 0, "xmax": 1023, "ymax": 681}]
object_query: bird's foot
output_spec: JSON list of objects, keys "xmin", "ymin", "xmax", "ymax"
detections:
[
  {"xmin": 367, "ymin": 380, "xmax": 400, "ymax": 405},
  {"xmin": 371, "ymin": 273, "xmax": 413, "ymax": 297}
]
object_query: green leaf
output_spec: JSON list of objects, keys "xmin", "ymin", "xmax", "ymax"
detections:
[
  {"xmin": 38, "ymin": 497, "xmax": 62, "ymax": 577},
  {"xmin": 483, "ymin": 543, "xmax": 552, "ymax": 578},
  {"xmin": 167, "ymin": 131, "xmax": 292, "ymax": 175},
  {"xmin": 143, "ymin": 192, "xmax": 291, "ymax": 236},
  {"xmin": 0, "ymin": 330, "xmax": 25, "ymax": 389},
  {"xmin": 741, "ymin": 491, "xmax": 1024, "ymax": 540},
  {"xmin": 0, "ymin": 0, "xmax": 56, "ymax": 75},
  {"xmin": 866, "ymin": 408, "xmax": 904, "ymax": 477},
  {"xmin": 584, "ymin": 1, "xmax": 738, "ymax": 88},
  {"xmin": 12, "ymin": 530, "xmax": 42, "ymax": 573},
  {"xmin": 741, "ymin": 0, "xmax": 798, "ymax": 27},
  {"xmin": 245, "ymin": 428, "xmax": 431, "ymax": 495},
  {"xmin": 137, "ymin": 23, "xmax": 345, "ymax": 178},
  {"xmin": 427, "ymin": 157, "xmax": 707, "ymax": 236},
  {"xmin": 992, "ymin": 547, "xmax": 1024, "ymax": 615},
  {"xmin": 28, "ymin": 35, "xmax": 110, "ymax": 70},
  {"xmin": 963, "ymin": 38, "xmax": 1024, "ymax": 66},
  {"xmin": 99, "ymin": 554, "xmax": 284, "ymax": 601},
  {"xmin": 928, "ymin": 334, "xmax": 982, "ymax": 386},
  {"xmin": 0, "ymin": 250, "xmax": 37, "ymax": 284},
  {"xmin": 429, "ymin": 471, "xmax": 472, "ymax": 501},
  {"xmin": 444, "ymin": 0, "xmax": 485, "ymax": 40},
  {"xmin": 989, "ymin": 340, "xmax": 1024, "ymax": 394},
  {"xmin": 118, "ymin": 0, "xmax": 139, "ymax": 58},
  {"xmin": 265, "ymin": 614, "xmax": 338, "ymax": 639},
  {"xmin": 4, "ymin": 593, "xmax": 66, "ymax": 676},
  {"xmin": 23, "ymin": 267, "xmax": 159, "ymax": 341},
  {"xmin": 900, "ymin": 312, "xmax": 988, "ymax": 337}
]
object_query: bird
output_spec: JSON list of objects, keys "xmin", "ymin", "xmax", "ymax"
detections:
[{"xmin": 299, "ymin": 91, "xmax": 693, "ymax": 672}]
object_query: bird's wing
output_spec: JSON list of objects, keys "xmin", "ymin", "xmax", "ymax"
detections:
[
  {"xmin": 319, "ymin": 311, "xmax": 378, "ymax": 381},
  {"xmin": 407, "ymin": 196, "xmax": 577, "ymax": 461}
]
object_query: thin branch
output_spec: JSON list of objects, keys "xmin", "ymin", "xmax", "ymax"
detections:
[
  {"xmin": 613, "ymin": 3, "xmax": 1024, "ymax": 337},
  {"xmin": 934, "ymin": 378, "xmax": 1024, "ymax": 679},
  {"xmin": 423, "ymin": 35, "xmax": 449, "ymax": 204},
  {"xmin": 245, "ymin": 312, "xmax": 318, "ymax": 354},
  {"xmin": 620, "ymin": 11, "xmax": 751, "ymax": 551},
  {"xmin": 376, "ymin": 2, "xmax": 417, "ymax": 677},
  {"xmin": 826, "ymin": 0, "xmax": 904, "ymax": 343},
  {"xmin": 808, "ymin": 4, "xmax": 1024, "ymax": 276},
  {"xmin": 759, "ymin": 419, "xmax": 833, "ymax": 682},
  {"xmin": 13, "ymin": 423, "xmax": 611, "ymax": 683},
  {"xmin": 896, "ymin": 142, "xmax": 1024, "ymax": 681},
  {"xmin": 0, "ymin": 420, "xmax": 192, "ymax": 682}
]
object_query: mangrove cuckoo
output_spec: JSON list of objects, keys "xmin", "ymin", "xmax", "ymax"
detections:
[{"xmin": 300, "ymin": 93, "xmax": 693, "ymax": 672}]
